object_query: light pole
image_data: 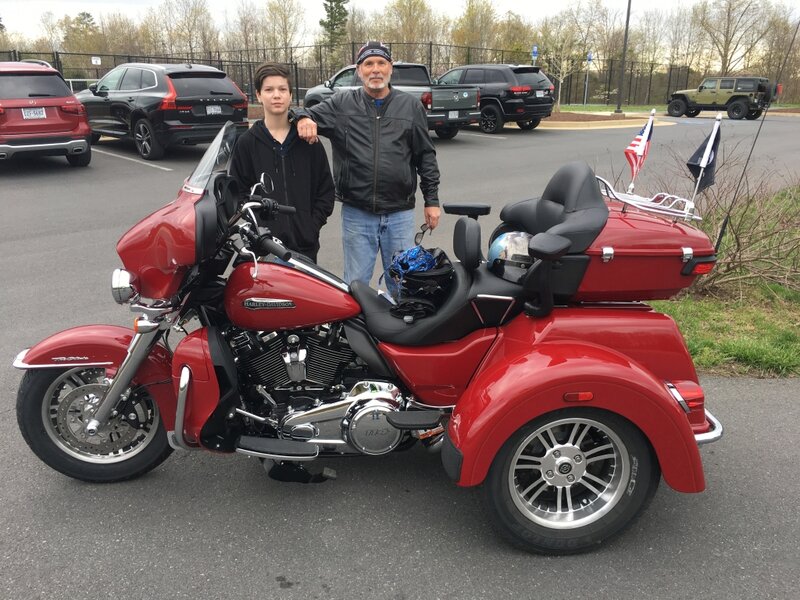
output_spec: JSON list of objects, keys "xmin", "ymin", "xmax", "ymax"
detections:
[
  {"xmin": 583, "ymin": 51, "xmax": 593, "ymax": 105},
  {"xmin": 615, "ymin": 0, "xmax": 632, "ymax": 113}
]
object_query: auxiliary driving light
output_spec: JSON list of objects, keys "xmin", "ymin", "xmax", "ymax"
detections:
[{"xmin": 111, "ymin": 269, "xmax": 137, "ymax": 304}]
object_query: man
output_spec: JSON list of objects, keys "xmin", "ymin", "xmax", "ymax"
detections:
[
  {"xmin": 230, "ymin": 63, "xmax": 335, "ymax": 262},
  {"xmin": 295, "ymin": 41, "xmax": 441, "ymax": 288}
]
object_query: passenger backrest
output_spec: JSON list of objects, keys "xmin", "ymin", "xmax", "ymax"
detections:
[{"xmin": 453, "ymin": 216, "xmax": 482, "ymax": 270}]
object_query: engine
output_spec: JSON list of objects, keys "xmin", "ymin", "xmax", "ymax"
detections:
[{"xmin": 225, "ymin": 325, "xmax": 407, "ymax": 456}]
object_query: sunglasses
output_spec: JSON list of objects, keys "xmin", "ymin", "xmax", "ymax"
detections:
[{"xmin": 414, "ymin": 224, "xmax": 430, "ymax": 246}]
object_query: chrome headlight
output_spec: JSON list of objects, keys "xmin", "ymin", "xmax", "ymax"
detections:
[{"xmin": 111, "ymin": 269, "xmax": 138, "ymax": 304}]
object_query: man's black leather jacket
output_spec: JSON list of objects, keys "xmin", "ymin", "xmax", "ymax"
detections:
[{"xmin": 295, "ymin": 86, "xmax": 440, "ymax": 214}]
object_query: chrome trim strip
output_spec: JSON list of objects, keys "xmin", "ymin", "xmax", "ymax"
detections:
[
  {"xmin": 476, "ymin": 294, "xmax": 515, "ymax": 301},
  {"xmin": 13, "ymin": 349, "xmax": 114, "ymax": 370},
  {"xmin": 287, "ymin": 258, "xmax": 350, "ymax": 292},
  {"xmin": 469, "ymin": 300, "xmax": 485, "ymax": 325},
  {"xmin": 167, "ymin": 366, "xmax": 195, "ymax": 451},
  {"xmin": 666, "ymin": 383, "xmax": 690, "ymax": 413},
  {"xmin": 696, "ymin": 409, "xmax": 724, "ymax": 445},
  {"xmin": 181, "ymin": 183, "xmax": 205, "ymax": 195},
  {"xmin": 235, "ymin": 447, "xmax": 319, "ymax": 461}
]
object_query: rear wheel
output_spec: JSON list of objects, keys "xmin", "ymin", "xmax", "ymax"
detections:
[
  {"xmin": 134, "ymin": 118, "xmax": 165, "ymax": 160},
  {"xmin": 481, "ymin": 408, "xmax": 660, "ymax": 554},
  {"xmin": 16, "ymin": 367, "xmax": 172, "ymax": 482},
  {"xmin": 727, "ymin": 99, "xmax": 748, "ymax": 120},
  {"xmin": 667, "ymin": 98, "xmax": 686, "ymax": 117},
  {"xmin": 480, "ymin": 105, "xmax": 504, "ymax": 134},
  {"xmin": 517, "ymin": 118, "xmax": 541, "ymax": 130},
  {"xmin": 66, "ymin": 146, "xmax": 91, "ymax": 167},
  {"xmin": 745, "ymin": 109, "xmax": 763, "ymax": 120},
  {"xmin": 685, "ymin": 108, "xmax": 701, "ymax": 118},
  {"xmin": 434, "ymin": 126, "xmax": 459, "ymax": 140}
]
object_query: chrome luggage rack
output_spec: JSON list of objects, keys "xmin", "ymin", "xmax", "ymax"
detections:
[{"xmin": 595, "ymin": 176, "xmax": 702, "ymax": 221}]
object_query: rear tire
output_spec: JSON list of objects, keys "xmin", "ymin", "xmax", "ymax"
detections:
[
  {"xmin": 434, "ymin": 126, "xmax": 459, "ymax": 140},
  {"xmin": 481, "ymin": 408, "xmax": 660, "ymax": 554},
  {"xmin": 16, "ymin": 368, "xmax": 172, "ymax": 482},
  {"xmin": 685, "ymin": 108, "xmax": 701, "ymax": 118},
  {"xmin": 480, "ymin": 105, "xmax": 504, "ymax": 134},
  {"xmin": 745, "ymin": 109, "xmax": 763, "ymax": 120},
  {"xmin": 66, "ymin": 146, "xmax": 91, "ymax": 167},
  {"xmin": 667, "ymin": 98, "xmax": 686, "ymax": 117},
  {"xmin": 517, "ymin": 118, "xmax": 541, "ymax": 130},
  {"xmin": 134, "ymin": 118, "xmax": 165, "ymax": 160},
  {"xmin": 727, "ymin": 99, "xmax": 748, "ymax": 120}
]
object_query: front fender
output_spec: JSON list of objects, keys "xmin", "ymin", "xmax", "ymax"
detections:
[
  {"xmin": 14, "ymin": 325, "xmax": 177, "ymax": 429},
  {"xmin": 449, "ymin": 340, "xmax": 705, "ymax": 493}
]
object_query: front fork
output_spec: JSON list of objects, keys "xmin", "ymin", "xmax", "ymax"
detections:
[{"xmin": 84, "ymin": 313, "xmax": 171, "ymax": 436}]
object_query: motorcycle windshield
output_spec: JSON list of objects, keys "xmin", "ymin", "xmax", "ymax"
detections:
[{"xmin": 185, "ymin": 121, "xmax": 238, "ymax": 190}]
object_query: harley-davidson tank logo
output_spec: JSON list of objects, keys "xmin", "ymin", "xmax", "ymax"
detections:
[
  {"xmin": 243, "ymin": 298, "xmax": 296, "ymax": 310},
  {"xmin": 51, "ymin": 356, "xmax": 89, "ymax": 362}
]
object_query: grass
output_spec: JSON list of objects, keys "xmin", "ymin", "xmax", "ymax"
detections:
[
  {"xmin": 557, "ymin": 102, "xmax": 800, "ymax": 113},
  {"xmin": 651, "ymin": 284, "xmax": 800, "ymax": 377}
]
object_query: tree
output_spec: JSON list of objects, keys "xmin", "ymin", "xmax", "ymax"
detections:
[
  {"xmin": 696, "ymin": 0, "xmax": 769, "ymax": 75},
  {"xmin": 536, "ymin": 10, "xmax": 583, "ymax": 107},
  {"xmin": 493, "ymin": 11, "xmax": 535, "ymax": 61},
  {"xmin": 61, "ymin": 12, "xmax": 102, "ymax": 53},
  {"xmin": 319, "ymin": 0, "xmax": 349, "ymax": 47},
  {"xmin": 266, "ymin": 0, "xmax": 304, "ymax": 61},
  {"xmin": 0, "ymin": 16, "xmax": 6, "ymax": 33},
  {"xmin": 452, "ymin": 0, "xmax": 496, "ymax": 63}
]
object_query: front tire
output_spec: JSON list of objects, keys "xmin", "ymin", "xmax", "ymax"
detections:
[
  {"xmin": 480, "ymin": 105, "xmax": 504, "ymax": 134},
  {"xmin": 134, "ymin": 118, "xmax": 165, "ymax": 160},
  {"xmin": 16, "ymin": 368, "xmax": 172, "ymax": 482},
  {"xmin": 481, "ymin": 408, "xmax": 660, "ymax": 554},
  {"xmin": 667, "ymin": 98, "xmax": 686, "ymax": 117}
]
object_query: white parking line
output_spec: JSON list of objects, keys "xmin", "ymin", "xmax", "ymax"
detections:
[
  {"xmin": 458, "ymin": 132, "xmax": 508, "ymax": 140},
  {"xmin": 92, "ymin": 148, "xmax": 173, "ymax": 171}
]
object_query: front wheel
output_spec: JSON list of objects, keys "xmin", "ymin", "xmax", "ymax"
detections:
[
  {"xmin": 134, "ymin": 118, "xmax": 165, "ymax": 160},
  {"xmin": 667, "ymin": 98, "xmax": 686, "ymax": 117},
  {"xmin": 481, "ymin": 408, "xmax": 660, "ymax": 554},
  {"xmin": 16, "ymin": 367, "xmax": 172, "ymax": 482}
]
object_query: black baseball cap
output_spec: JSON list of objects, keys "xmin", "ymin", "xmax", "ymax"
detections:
[{"xmin": 356, "ymin": 41, "xmax": 392, "ymax": 64}]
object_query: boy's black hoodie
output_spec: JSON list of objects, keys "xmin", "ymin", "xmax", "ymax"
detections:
[{"xmin": 229, "ymin": 120, "xmax": 335, "ymax": 261}]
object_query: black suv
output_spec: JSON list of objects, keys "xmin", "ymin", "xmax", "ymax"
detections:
[
  {"xmin": 437, "ymin": 64, "xmax": 554, "ymax": 133},
  {"xmin": 76, "ymin": 63, "xmax": 248, "ymax": 160}
]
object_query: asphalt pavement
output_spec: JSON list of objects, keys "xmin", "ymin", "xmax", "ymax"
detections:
[{"xmin": 1, "ymin": 115, "xmax": 799, "ymax": 599}]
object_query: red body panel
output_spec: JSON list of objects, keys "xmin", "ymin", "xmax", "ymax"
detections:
[
  {"xmin": 171, "ymin": 329, "xmax": 220, "ymax": 447},
  {"xmin": 379, "ymin": 329, "xmax": 498, "ymax": 406},
  {"xmin": 576, "ymin": 203, "xmax": 716, "ymax": 301},
  {"xmin": 224, "ymin": 263, "xmax": 361, "ymax": 331},
  {"xmin": 115, "ymin": 189, "xmax": 202, "ymax": 299},
  {"xmin": 449, "ymin": 309, "xmax": 706, "ymax": 493},
  {"xmin": 19, "ymin": 325, "xmax": 177, "ymax": 429}
]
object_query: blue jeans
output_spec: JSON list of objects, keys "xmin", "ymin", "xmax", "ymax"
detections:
[{"xmin": 342, "ymin": 203, "xmax": 415, "ymax": 292}]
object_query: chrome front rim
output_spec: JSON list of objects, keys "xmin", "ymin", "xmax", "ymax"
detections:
[
  {"xmin": 41, "ymin": 367, "xmax": 161, "ymax": 464},
  {"xmin": 508, "ymin": 417, "xmax": 629, "ymax": 530}
]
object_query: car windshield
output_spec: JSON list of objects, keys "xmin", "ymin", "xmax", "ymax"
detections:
[
  {"xmin": 185, "ymin": 121, "xmax": 238, "ymax": 189},
  {"xmin": 512, "ymin": 69, "xmax": 549, "ymax": 88},
  {"xmin": 391, "ymin": 67, "xmax": 431, "ymax": 85},
  {"xmin": 169, "ymin": 72, "xmax": 238, "ymax": 96},
  {"xmin": 0, "ymin": 73, "xmax": 71, "ymax": 99}
]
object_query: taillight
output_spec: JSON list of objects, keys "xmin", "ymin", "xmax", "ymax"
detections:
[
  {"xmin": 692, "ymin": 262, "xmax": 715, "ymax": 275},
  {"xmin": 60, "ymin": 103, "xmax": 86, "ymax": 116},
  {"xmin": 420, "ymin": 91, "xmax": 432, "ymax": 110},
  {"xmin": 232, "ymin": 101, "xmax": 248, "ymax": 110},
  {"xmin": 0, "ymin": 106, "xmax": 5, "ymax": 115},
  {"xmin": 510, "ymin": 85, "xmax": 531, "ymax": 96},
  {"xmin": 160, "ymin": 78, "xmax": 178, "ymax": 110},
  {"xmin": 669, "ymin": 381, "xmax": 707, "ymax": 432}
]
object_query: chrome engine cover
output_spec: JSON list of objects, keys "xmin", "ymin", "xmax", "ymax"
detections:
[{"xmin": 281, "ymin": 381, "xmax": 403, "ymax": 455}]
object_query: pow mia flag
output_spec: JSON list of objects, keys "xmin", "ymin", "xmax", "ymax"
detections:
[{"xmin": 687, "ymin": 116, "xmax": 722, "ymax": 194}]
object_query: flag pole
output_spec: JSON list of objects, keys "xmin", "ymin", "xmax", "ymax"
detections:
[
  {"xmin": 627, "ymin": 109, "xmax": 656, "ymax": 194},
  {"xmin": 689, "ymin": 113, "xmax": 722, "ymax": 206}
]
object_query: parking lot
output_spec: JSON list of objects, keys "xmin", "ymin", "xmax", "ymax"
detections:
[{"xmin": 2, "ymin": 115, "xmax": 800, "ymax": 599}]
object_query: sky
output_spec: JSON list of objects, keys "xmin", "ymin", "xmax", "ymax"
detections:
[{"xmin": 0, "ymin": 0, "xmax": 695, "ymax": 42}]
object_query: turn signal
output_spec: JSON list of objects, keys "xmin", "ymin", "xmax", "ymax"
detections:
[
  {"xmin": 692, "ymin": 262, "xmax": 715, "ymax": 275},
  {"xmin": 563, "ymin": 391, "xmax": 594, "ymax": 402}
]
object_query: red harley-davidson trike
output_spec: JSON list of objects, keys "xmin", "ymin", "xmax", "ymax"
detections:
[{"xmin": 15, "ymin": 123, "xmax": 722, "ymax": 554}]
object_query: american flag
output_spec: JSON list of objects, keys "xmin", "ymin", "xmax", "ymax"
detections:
[{"xmin": 624, "ymin": 110, "xmax": 655, "ymax": 186}]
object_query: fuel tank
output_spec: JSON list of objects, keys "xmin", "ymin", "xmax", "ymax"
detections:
[{"xmin": 224, "ymin": 262, "xmax": 361, "ymax": 331}]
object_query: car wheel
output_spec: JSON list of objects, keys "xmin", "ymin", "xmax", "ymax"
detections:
[
  {"xmin": 685, "ymin": 108, "xmax": 701, "ymax": 118},
  {"xmin": 134, "ymin": 118, "xmax": 165, "ymax": 160},
  {"xmin": 517, "ymin": 118, "xmax": 541, "ymax": 130},
  {"xmin": 434, "ymin": 126, "xmax": 459, "ymax": 140},
  {"xmin": 727, "ymin": 99, "xmax": 748, "ymax": 120},
  {"xmin": 481, "ymin": 408, "xmax": 660, "ymax": 554},
  {"xmin": 745, "ymin": 109, "xmax": 763, "ymax": 120},
  {"xmin": 667, "ymin": 98, "xmax": 686, "ymax": 117},
  {"xmin": 66, "ymin": 146, "xmax": 91, "ymax": 167},
  {"xmin": 480, "ymin": 105, "xmax": 504, "ymax": 134},
  {"xmin": 90, "ymin": 133, "xmax": 101, "ymax": 144}
]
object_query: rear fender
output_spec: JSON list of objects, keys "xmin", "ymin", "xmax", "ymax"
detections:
[
  {"xmin": 450, "ymin": 340, "xmax": 705, "ymax": 493},
  {"xmin": 14, "ymin": 325, "xmax": 177, "ymax": 429}
]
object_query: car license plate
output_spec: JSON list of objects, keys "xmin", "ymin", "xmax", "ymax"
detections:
[
  {"xmin": 22, "ymin": 107, "xmax": 46, "ymax": 119},
  {"xmin": 448, "ymin": 110, "xmax": 458, "ymax": 119},
  {"xmin": 206, "ymin": 105, "xmax": 222, "ymax": 115},
  {"xmin": 536, "ymin": 90, "xmax": 545, "ymax": 98}
]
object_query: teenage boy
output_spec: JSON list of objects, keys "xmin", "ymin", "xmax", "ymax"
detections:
[{"xmin": 230, "ymin": 63, "xmax": 335, "ymax": 262}]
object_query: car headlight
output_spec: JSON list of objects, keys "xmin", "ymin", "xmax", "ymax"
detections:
[{"xmin": 111, "ymin": 269, "xmax": 138, "ymax": 304}]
